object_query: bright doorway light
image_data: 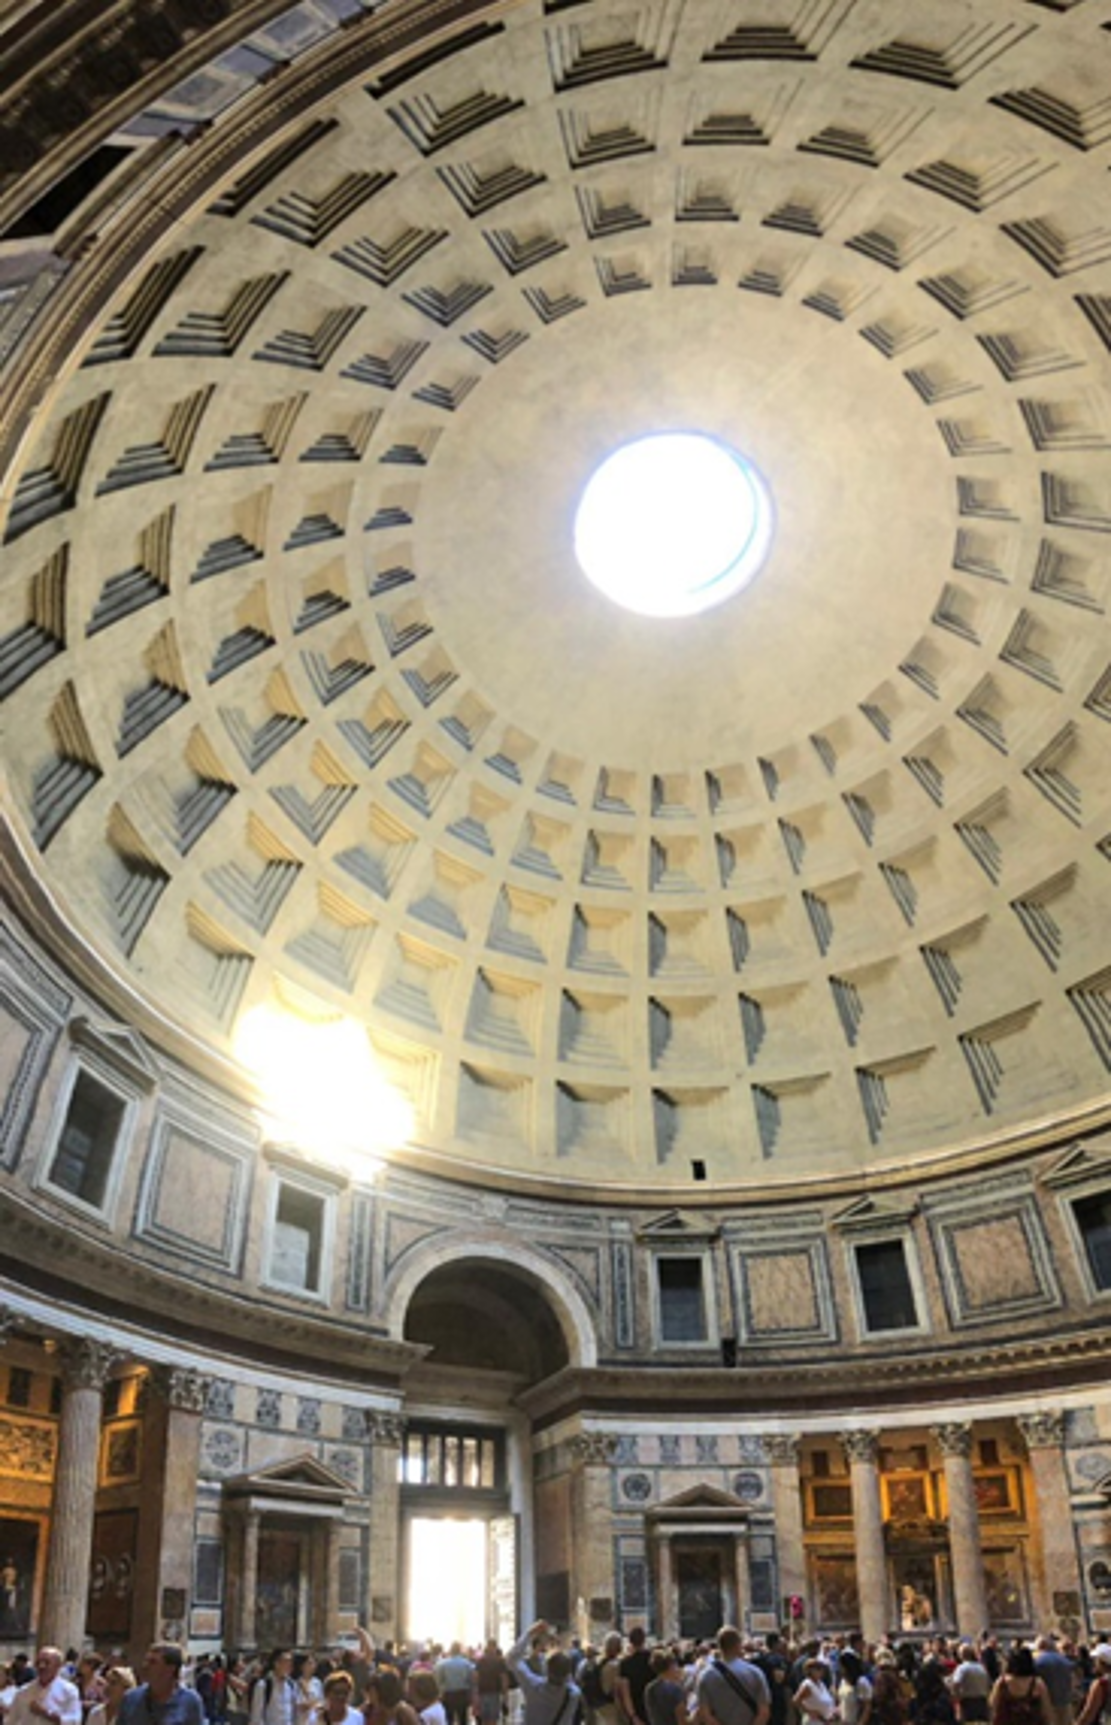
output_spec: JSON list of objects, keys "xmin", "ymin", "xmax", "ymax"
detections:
[
  {"xmin": 407, "ymin": 1517, "xmax": 487, "ymax": 1646},
  {"xmin": 574, "ymin": 432, "xmax": 773, "ymax": 617},
  {"xmin": 235, "ymin": 1004, "xmax": 414, "ymax": 1173}
]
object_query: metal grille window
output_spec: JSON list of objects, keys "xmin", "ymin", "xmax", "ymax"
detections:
[
  {"xmin": 657, "ymin": 1256, "xmax": 707, "ymax": 1342},
  {"xmin": 48, "ymin": 1069, "xmax": 126, "ymax": 1208},
  {"xmin": 400, "ymin": 1424, "xmax": 503, "ymax": 1491}
]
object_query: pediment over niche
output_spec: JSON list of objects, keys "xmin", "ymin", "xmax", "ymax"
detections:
[
  {"xmin": 68, "ymin": 1016, "xmax": 160, "ymax": 1092},
  {"xmin": 636, "ymin": 1209, "xmax": 720, "ymax": 1243},
  {"xmin": 831, "ymin": 1193, "xmax": 918, "ymax": 1233},
  {"xmin": 1040, "ymin": 1141, "xmax": 1111, "ymax": 1190},
  {"xmin": 648, "ymin": 1482, "xmax": 748, "ymax": 1519},
  {"xmin": 223, "ymin": 1451, "xmax": 353, "ymax": 1504}
]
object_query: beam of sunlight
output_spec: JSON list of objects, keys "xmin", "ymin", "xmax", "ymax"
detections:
[{"xmin": 235, "ymin": 1003, "xmax": 414, "ymax": 1174}]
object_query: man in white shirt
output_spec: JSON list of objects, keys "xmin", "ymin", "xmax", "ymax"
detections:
[
  {"xmin": 5, "ymin": 1648, "xmax": 82, "ymax": 1725},
  {"xmin": 248, "ymin": 1653, "xmax": 296, "ymax": 1725}
]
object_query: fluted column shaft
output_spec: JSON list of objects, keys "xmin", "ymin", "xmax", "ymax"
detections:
[
  {"xmin": 841, "ymin": 1430, "xmax": 887, "ymax": 1643},
  {"xmin": 733, "ymin": 1532, "xmax": 751, "ymax": 1632},
  {"xmin": 238, "ymin": 1510, "xmax": 260, "ymax": 1649},
  {"xmin": 41, "ymin": 1339, "xmax": 115, "ymax": 1649},
  {"xmin": 766, "ymin": 1435, "xmax": 807, "ymax": 1624},
  {"xmin": 932, "ymin": 1423, "xmax": 988, "ymax": 1636},
  {"xmin": 656, "ymin": 1533, "xmax": 674, "ymax": 1640},
  {"xmin": 1017, "ymin": 1413, "xmax": 1084, "ymax": 1633}
]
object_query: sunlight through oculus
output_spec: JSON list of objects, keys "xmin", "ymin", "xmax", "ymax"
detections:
[{"xmin": 575, "ymin": 432, "xmax": 773, "ymax": 618}]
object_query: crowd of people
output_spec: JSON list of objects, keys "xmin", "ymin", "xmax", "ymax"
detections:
[{"xmin": 1, "ymin": 1627, "xmax": 1110, "ymax": 1725}]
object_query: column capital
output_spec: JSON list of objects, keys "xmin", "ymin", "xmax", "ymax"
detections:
[
  {"xmin": 1017, "ymin": 1410, "xmax": 1067, "ymax": 1450},
  {"xmin": 764, "ymin": 1433, "xmax": 802, "ymax": 1466},
  {"xmin": 931, "ymin": 1421, "xmax": 975, "ymax": 1460},
  {"xmin": 144, "ymin": 1364, "xmax": 212, "ymax": 1414},
  {"xmin": 58, "ymin": 1336, "xmax": 117, "ymax": 1392},
  {"xmin": 367, "ymin": 1411, "xmax": 406, "ymax": 1448},
  {"xmin": 0, "ymin": 1304, "xmax": 19, "ymax": 1343},
  {"xmin": 839, "ymin": 1429, "xmax": 880, "ymax": 1466},
  {"xmin": 569, "ymin": 1432, "xmax": 619, "ymax": 1467}
]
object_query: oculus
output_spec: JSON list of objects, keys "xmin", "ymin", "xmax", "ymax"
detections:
[{"xmin": 574, "ymin": 432, "xmax": 773, "ymax": 617}]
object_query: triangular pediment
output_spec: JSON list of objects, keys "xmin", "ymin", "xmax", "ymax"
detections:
[
  {"xmin": 68, "ymin": 1016, "xmax": 161, "ymax": 1092},
  {"xmin": 637, "ymin": 1209, "xmax": 720, "ymax": 1242},
  {"xmin": 224, "ymin": 1452, "xmax": 353, "ymax": 1500},
  {"xmin": 1041, "ymin": 1141, "xmax": 1111, "ymax": 1190},
  {"xmin": 831, "ymin": 1193, "xmax": 918, "ymax": 1232},
  {"xmin": 653, "ymin": 1483, "xmax": 746, "ymax": 1512}
]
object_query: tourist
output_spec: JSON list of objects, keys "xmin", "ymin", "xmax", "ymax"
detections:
[
  {"xmin": 117, "ymin": 1646, "xmax": 204, "ymax": 1725},
  {"xmin": 5, "ymin": 1649, "xmax": 82, "ymax": 1725},
  {"xmin": 318, "ymin": 1674, "xmax": 363, "ymax": 1725},
  {"xmin": 988, "ymin": 1649, "xmax": 1047, "ymax": 1725},
  {"xmin": 1073, "ymin": 1645, "xmax": 1111, "ymax": 1725},
  {"xmin": 506, "ymin": 1620, "xmax": 581, "ymax": 1725},
  {"xmin": 793, "ymin": 1661, "xmax": 835, "ymax": 1725},
  {"xmin": 295, "ymin": 1658, "xmax": 324, "ymax": 1725}
]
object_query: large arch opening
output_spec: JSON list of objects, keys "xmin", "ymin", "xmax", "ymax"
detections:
[
  {"xmin": 396, "ymin": 1256, "xmax": 574, "ymax": 1645},
  {"xmin": 402, "ymin": 1257, "xmax": 572, "ymax": 1382}
]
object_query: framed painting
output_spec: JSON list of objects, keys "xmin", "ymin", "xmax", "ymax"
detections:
[
  {"xmin": 99, "ymin": 1419, "xmax": 142, "ymax": 1486},
  {"xmin": 882, "ymin": 1472, "xmax": 932, "ymax": 1522},
  {"xmin": 0, "ymin": 1517, "xmax": 40, "ymax": 1638},
  {"xmin": 973, "ymin": 1469, "xmax": 1021, "ymax": 1516},
  {"xmin": 805, "ymin": 1480, "xmax": 854, "ymax": 1523}
]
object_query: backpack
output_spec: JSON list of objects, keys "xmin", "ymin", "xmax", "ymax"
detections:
[{"xmin": 579, "ymin": 1662, "xmax": 609, "ymax": 1710}]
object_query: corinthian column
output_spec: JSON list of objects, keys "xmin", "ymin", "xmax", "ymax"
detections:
[
  {"xmin": 932, "ymin": 1422, "xmax": 988, "ymax": 1636},
  {"xmin": 840, "ymin": 1430, "xmax": 887, "ymax": 1643},
  {"xmin": 367, "ymin": 1411, "xmax": 405, "ymax": 1643},
  {"xmin": 41, "ymin": 1337, "xmax": 116, "ymax": 1649},
  {"xmin": 766, "ymin": 1435, "xmax": 807, "ymax": 1624},
  {"xmin": 1016, "ymin": 1412, "xmax": 1083, "ymax": 1632}
]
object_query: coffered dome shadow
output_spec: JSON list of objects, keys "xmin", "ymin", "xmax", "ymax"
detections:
[{"xmin": 1, "ymin": 0, "xmax": 1111, "ymax": 1196}]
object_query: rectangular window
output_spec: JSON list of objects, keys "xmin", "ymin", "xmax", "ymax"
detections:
[
  {"xmin": 48, "ymin": 1070, "xmax": 126, "ymax": 1208},
  {"xmin": 1074, "ymin": 1191, "xmax": 1111, "ymax": 1292},
  {"xmin": 338, "ymin": 1548, "xmax": 361, "ymax": 1612},
  {"xmin": 194, "ymin": 1539, "xmax": 224, "ymax": 1606},
  {"xmin": 657, "ymin": 1256, "xmax": 707, "ymax": 1343},
  {"xmin": 855, "ymin": 1239, "xmax": 918, "ymax": 1333},
  {"xmin": 271, "ymin": 1184, "xmax": 325, "ymax": 1291},
  {"xmin": 6, "ymin": 1367, "xmax": 32, "ymax": 1408}
]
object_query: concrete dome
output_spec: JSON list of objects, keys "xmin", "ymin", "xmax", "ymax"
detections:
[{"xmin": 2, "ymin": 0, "xmax": 1110, "ymax": 1196}]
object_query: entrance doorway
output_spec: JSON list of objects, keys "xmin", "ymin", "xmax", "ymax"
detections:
[
  {"xmin": 408, "ymin": 1517, "xmax": 488, "ymax": 1647},
  {"xmin": 257, "ymin": 1530, "xmax": 301, "ymax": 1647},
  {"xmin": 405, "ymin": 1515, "xmax": 516, "ymax": 1648},
  {"xmin": 676, "ymin": 1547, "xmax": 725, "ymax": 1640}
]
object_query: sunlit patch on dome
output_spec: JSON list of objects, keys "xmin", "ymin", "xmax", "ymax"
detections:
[
  {"xmin": 574, "ymin": 431, "xmax": 774, "ymax": 618},
  {"xmin": 235, "ymin": 1003, "xmax": 413, "ymax": 1174}
]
